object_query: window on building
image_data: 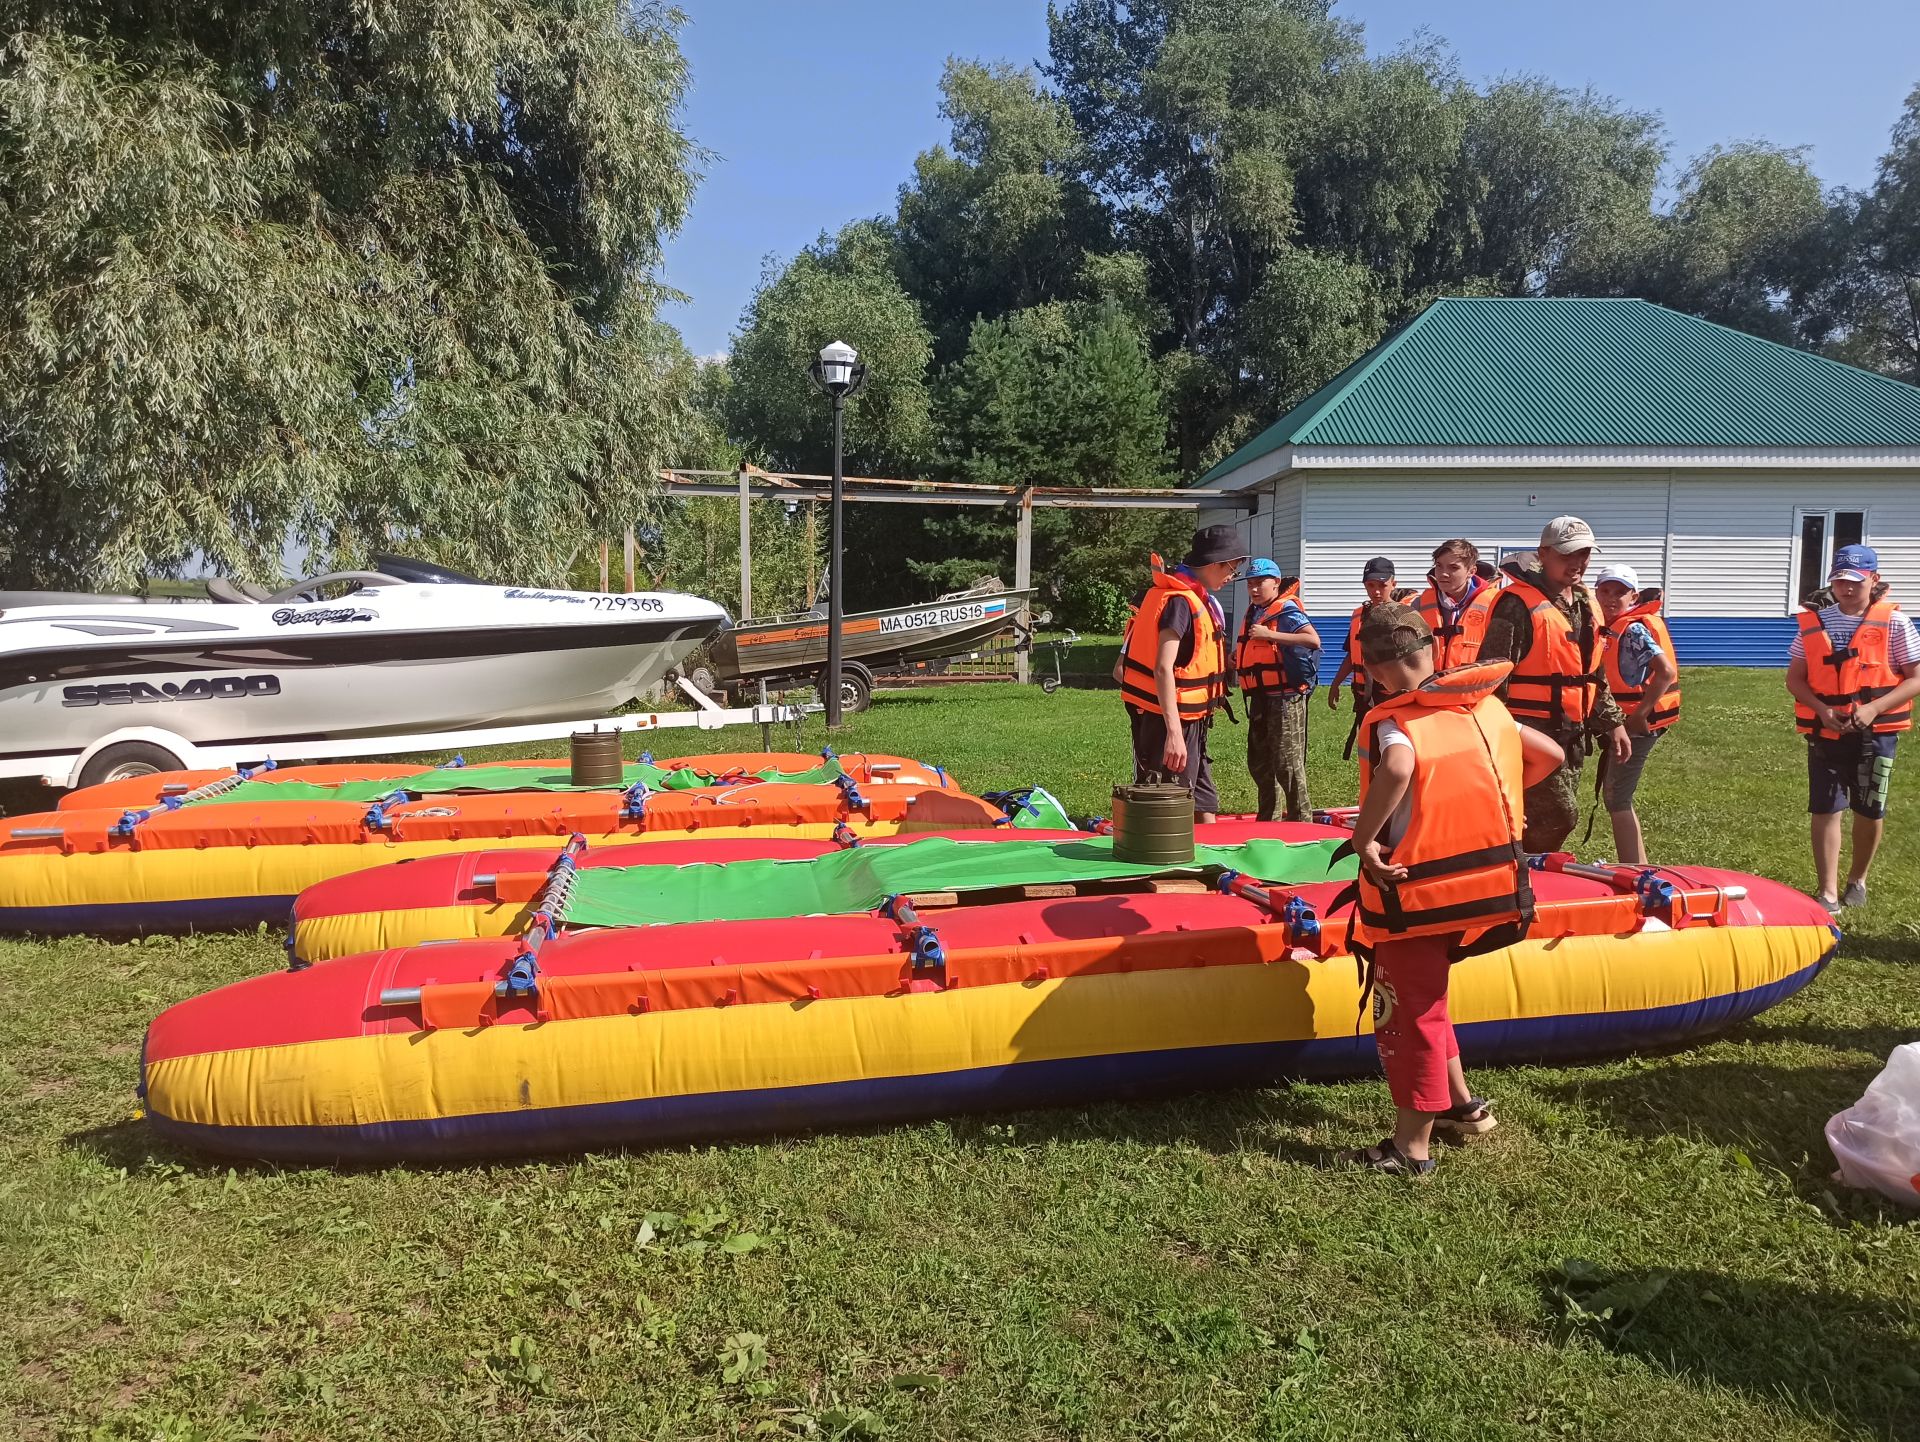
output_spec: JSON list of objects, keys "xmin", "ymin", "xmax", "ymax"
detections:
[{"xmin": 1795, "ymin": 509, "xmax": 1867, "ymax": 606}]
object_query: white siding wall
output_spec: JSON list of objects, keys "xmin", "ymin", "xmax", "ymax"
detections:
[
  {"xmin": 1299, "ymin": 471, "xmax": 1668, "ymax": 615},
  {"xmin": 1287, "ymin": 467, "xmax": 1920, "ymax": 621},
  {"xmin": 1271, "ymin": 475, "xmax": 1304, "ymax": 578},
  {"xmin": 1666, "ymin": 472, "xmax": 1920, "ymax": 617}
]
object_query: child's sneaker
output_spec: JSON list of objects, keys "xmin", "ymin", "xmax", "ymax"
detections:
[{"xmin": 1434, "ymin": 1097, "xmax": 1497, "ymax": 1139}]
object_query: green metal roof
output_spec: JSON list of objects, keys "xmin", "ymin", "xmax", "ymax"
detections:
[{"xmin": 1196, "ymin": 297, "xmax": 1920, "ymax": 484}]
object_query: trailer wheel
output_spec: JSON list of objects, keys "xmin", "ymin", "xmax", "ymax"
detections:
[
  {"xmin": 819, "ymin": 664, "xmax": 873, "ymax": 715},
  {"xmin": 76, "ymin": 741, "xmax": 185, "ymax": 789}
]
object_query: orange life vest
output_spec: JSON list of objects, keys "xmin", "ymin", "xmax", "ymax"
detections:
[
  {"xmin": 1794, "ymin": 597, "xmax": 1913, "ymax": 738},
  {"xmin": 1502, "ymin": 578, "xmax": 1602, "ymax": 729},
  {"xmin": 1414, "ymin": 580, "xmax": 1498, "ymax": 671},
  {"xmin": 1119, "ymin": 557, "xmax": 1228, "ymax": 723},
  {"xmin": 1235, "ymin": 582, "xmax": 1306, "ymax": 694},
  {"xmin": 1349, "ymin": 660, "xmax": 1534, "ymax": 956},
  {"xmin": 1603, "ymin": 594, "xmax": 1681, "ymax": 731},
  {"xmin": 1345, "ymin": 603, "xmax": 1370, "ymax": 684}
]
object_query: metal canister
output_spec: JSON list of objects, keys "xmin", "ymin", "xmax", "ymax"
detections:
[
  {"xmin": 570, "ymin": 729, "xmax": 625, "ymax": 788},
  {"xmin": 1110, "ymin": 783, "xmax": 1196, "ymax": 864}
]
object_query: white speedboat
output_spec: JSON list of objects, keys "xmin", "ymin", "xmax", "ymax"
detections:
[{"xmin": 0, "ymin": 557, "xmax": 728, "ymax": 784}]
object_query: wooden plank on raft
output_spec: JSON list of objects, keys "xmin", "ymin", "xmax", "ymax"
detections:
[{"xmin": 901, "ymin": 876, "xmax": 1212, "ymax": 909}]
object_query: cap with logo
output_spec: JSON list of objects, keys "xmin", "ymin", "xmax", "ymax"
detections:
[
  {"xmin": 1361, "ymin": 556, "xmax": 1396, "ymax": 583},
  {"xmin": 1244, "ymin": 558, "xmax": 1283, "ymax": 580},
  {"xmin": 1829, "ymin": 543, "xmax": 1879, "ymax": 583},
  {"xmin": 1539, "ymin": 516, "xmax": 1599, "ymax": 554}
]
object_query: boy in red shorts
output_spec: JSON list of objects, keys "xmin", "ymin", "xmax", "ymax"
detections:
[{"xmin": 1336, "ymin": 603, "xmax": 1564, "ymax": 1176}]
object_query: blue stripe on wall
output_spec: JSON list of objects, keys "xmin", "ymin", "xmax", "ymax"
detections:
[
  {"xmin": 1665, "ymin": 617, "xmax": 1795, "ymax": 668},
  {"xmin": 1293, "ymin": 614, "xmax": 1795, "ymax": 683}
]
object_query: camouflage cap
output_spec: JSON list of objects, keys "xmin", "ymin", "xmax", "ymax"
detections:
[{"xmin": 1358, "ymin": 601, "xmax": 1432, "ymax": 667}]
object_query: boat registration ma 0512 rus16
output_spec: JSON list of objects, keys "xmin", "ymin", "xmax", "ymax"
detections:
[{"xmin": 877, "ymin": 599, "xmax": 1006, "ymax": 635}]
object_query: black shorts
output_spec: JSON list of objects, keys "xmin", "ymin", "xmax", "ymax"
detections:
[
  {"xmin": 1808, "ymin": 731, "xmax": 1898, "ymax": 819},
  {"xmin": 1127, "ymin": 707, "xmax": 1219, "ymax": 814}
]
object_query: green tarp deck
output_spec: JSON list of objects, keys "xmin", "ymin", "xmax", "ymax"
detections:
[
  {"xmin": 185, "ymin": 759, "xmax": 848, "ymax": 806},
  {"xmin": 563, "ymin": 835, "xmax": 1355, "ymax": 928}
]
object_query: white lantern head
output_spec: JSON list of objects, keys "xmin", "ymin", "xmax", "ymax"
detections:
[{"xmin": 811, "ymin": 339, "xmax": 863, "ymax": 396}]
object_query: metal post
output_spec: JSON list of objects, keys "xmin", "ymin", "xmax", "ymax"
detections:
[
  {"xmin": 757, "ymin": 677, "xmax": 771, "ymax": 752},
  {"xmin": 623, "ymin": 527, "xmax": 636, "ymax": 592},
  {"xmin": 737, "ymin": 463, "xmax": 753, "ymax": 621},
  {"xmin": 1014, "ymin": 485, "xmax": 1033, "ymax": 686},
  {"xmin": 825, "ymin": 394, "xmax": 846, "ymax": 730}
]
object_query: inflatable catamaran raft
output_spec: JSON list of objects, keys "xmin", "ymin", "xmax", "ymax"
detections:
[
  {"xmin": 141, "ymin": 827, "xmax": 1836, "ymax": 1163},
  {"xmin": 0, "ymin": 751, "xmax": 1007, "ymax": 934}
]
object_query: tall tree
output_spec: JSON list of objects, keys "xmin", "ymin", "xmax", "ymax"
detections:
[
  {"xmin": 1808, "ymin": 85, "xmax": 1920, "ymax": 381},
  {"xmin": 1047, "ymin": 1, "xmax": 1451, "ymax": 468},
  {"xmin": 1419, "ymin": 77, "xmax": 1664, "ymax": 293},
  {"xmin": 722, "ymin": 220, "xmax": 934, "ymax": 476},
  {"xmin": 894, "ymin": 59, "xmax": 1109, "ymax": 364},
  {"xmin": 1560, "ymin": 142, "xmax": 1828, "ymax": 341},
  {"xmin": 920, "ymin": 301, "xmax": 1183, "ymax": 624},
  {"xmin": 0, "ymin": 2, "xmax": 696, "ymax": 589}
]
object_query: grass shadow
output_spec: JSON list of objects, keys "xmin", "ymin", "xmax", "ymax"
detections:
[
  {"xmin": 1831, "ymin": 928, "xmax": 1920, "ymax": 966},
  {"xmin": 939, "ymin": 1079, "xmax": 1350, "ymax": 1159},
  {"xmin": 1538, "ymin": 1056, "xmax": 1911, "ymax": 1217},
  {"xmin": 1541, "ymin": 1264, "xmax": 1920, "ymax": 1437}
]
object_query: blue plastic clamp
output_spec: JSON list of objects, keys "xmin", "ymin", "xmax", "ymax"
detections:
[
  {"xmin": 362, "ymin": 791, "xmax": 411, "ymax": 830},
  {"xmin": 504, "ymin": 951, "xmax": 540, "ymax": 995}
]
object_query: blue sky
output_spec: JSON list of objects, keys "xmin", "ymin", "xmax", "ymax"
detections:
[{"xmin": 659, "ymin": 0, "xmax": 1920, "ymax": 359}]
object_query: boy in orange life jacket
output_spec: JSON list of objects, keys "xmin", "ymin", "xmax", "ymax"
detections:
[
  {"xmin": 1413, "ymin": 539, "xmax": 1499, "ymax": 670},
  {"xmin": 1784, "ymin": 544, "xmax": 1920, "ymax": 910},
  {"xmin": 1335, "ymin": 603, "xmax": 1565, "ymax": 1176},
  {"xmin": 1479, "ymin": 517, "xmax": 1630, "ymax": 853},
  {"xmin": 1327, "ymin": 557, "xmax": 1399, "ymax": 714},
  {"xmin": 1593, "ymin": 564, "xmax": 1680, "ymax": 865},
  {"xmin": 1236, "ymin": 559, "xmax": 1321, "ymax": 821},
  {"xmin": 1116, "ymin": 525, "xmax": 1246, "ymax": 821}
]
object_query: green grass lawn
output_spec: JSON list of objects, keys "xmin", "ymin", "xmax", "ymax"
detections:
[{"xmin": 3, "ymin": 669, "xmax": 1917, "ymax": 1441}]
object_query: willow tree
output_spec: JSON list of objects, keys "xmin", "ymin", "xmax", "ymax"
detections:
[{"xmin": 0, "ymin": 2, "xmax": 696, "ymax": 590}]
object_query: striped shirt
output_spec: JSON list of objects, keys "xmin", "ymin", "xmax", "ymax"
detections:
[{"xmin": 1788, "ymin": 605, "xmax": 1920, "ymax": 667}]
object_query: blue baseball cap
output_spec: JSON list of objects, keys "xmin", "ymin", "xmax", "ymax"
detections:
[
  {"xmin": 1830, "ymin": 543, "xmax": 1879, "ymax": 582},
  {"xmin": 1244, "ymin": 558, "xmax": 1283, "ymax": 580}
]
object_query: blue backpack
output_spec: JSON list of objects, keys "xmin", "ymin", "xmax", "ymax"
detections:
[{"xmin": 1278, "ymin": 601, "xmax": 1320, "ymax": 690}]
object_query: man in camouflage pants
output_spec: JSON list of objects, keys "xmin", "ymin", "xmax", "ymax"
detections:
[{"xmin": 1480, "ymin": 519, "xmax": 1630, "ymax": 852}]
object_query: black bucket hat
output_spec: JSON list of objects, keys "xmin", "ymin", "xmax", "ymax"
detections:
[{"xmin": 1183, "ymin": 525, "xmax": 1249, "ymax": 568}]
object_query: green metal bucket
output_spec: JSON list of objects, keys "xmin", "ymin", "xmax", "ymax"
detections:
[{"xmin": 1110, "ymin": 783, "xmax": 1196, "ymax": 865}]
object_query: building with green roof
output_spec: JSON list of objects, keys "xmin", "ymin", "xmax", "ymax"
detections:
[{"xmin": 1195, "ymin": 296, "xmax": 1920, "ymax": 667}]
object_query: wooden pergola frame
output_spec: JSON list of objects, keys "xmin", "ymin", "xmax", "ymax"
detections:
[{"xmin": 606, "ymin": 464, "xmax": 1256, "ymax": 683}]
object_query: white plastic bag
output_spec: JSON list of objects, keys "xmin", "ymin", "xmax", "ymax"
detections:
[{"xmin": 1826, "ymin": 1042, "xmax": 1920, "ymax": 1207}]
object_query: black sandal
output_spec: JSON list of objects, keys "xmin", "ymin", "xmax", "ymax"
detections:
[
  {"xmin": 1333, "ymin": 1138, "xmax": 1435, "ymax": 1177},
  {"xmin": 1433, "ymin": 1097, "xmax": 1497, "ymax": 1139}
]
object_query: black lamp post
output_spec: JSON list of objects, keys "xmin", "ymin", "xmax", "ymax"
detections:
[{"xmin": 807, "ymin": 339, "xmax": 868, "ymax": 729}]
